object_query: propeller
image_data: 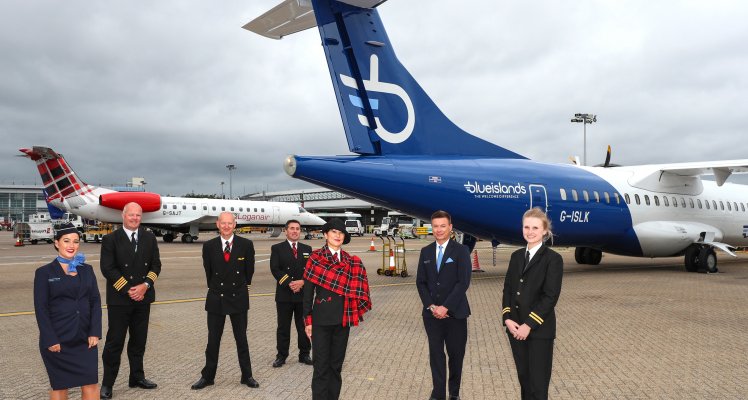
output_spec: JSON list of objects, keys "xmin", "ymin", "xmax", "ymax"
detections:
[{"xmin": 593, "ymin": 145, "xmax": 621, "ymax": 168}]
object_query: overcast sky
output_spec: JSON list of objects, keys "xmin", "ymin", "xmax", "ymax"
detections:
[{"xmin": 2, "ymin": 1, "xmax": 747, "ymax": 196}]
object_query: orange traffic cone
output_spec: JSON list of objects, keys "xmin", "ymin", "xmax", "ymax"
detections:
[
  {"xmin": 369, "ymin": 238, "xmax": 376, "ymax": 252},
  {"xmin": 471, "ymin": 250, "xmax": 484, "ymax": 273},
  {"xmin": 14, "ymin": 236, "xmax": 24, "ymax": 247},
  {"xmin": 389, "ymin": 248, "xmax": 396, "ymax": 271}
]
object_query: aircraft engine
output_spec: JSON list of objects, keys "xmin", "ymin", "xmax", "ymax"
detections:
[{"xmin": 99, "ymin": 192, "xmax": 162, "ymax": 213}]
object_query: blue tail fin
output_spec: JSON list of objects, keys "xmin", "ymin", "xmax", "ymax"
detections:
[
  {"xmin": 246, "ymin": 0, "xmax": 525, "ymax": 158},
  {"xmin": 312, "ymin": 0, "xmax": 524, "ymax": 157}
]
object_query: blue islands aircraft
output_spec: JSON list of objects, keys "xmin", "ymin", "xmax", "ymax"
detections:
[{"xmin": 245, "ymin": 0, "xmax": 748, "ymax": 273}]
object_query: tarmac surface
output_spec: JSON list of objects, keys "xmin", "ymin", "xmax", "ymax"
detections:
[{"xmin": 1, "ymin": 231, "xmax": 746, "ymax": 399}]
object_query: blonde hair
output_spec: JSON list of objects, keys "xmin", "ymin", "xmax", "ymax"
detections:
[{"xmin": 523, "ymin": 207, "xmax": 553, "ymax": 244}]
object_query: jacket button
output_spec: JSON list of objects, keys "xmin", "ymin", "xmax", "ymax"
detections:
[
  {"xmin": 124, "ymin": 264, "xmax": 128, "ymax": 267},
  {"xmin": 515, "ymin": 305, "xmax": 519, "ymax": 309},
  {"xmin": 520, "ymin": 279, "xmax": 523, "ymax": 283},
  {"xmin": 516, "ymin": 291, "xmax": 520, "ymax": 295},
  {"xmin": 220, "ymin": 294, "xmax": 224, "ymax": 297},
  {"xmin": 220, "ymin": 283, "xmax": 224, "ymax": 286},
  {"xmin": 145, "ymin": 263, "xmax": 148, "ymax": 266},
  {"xmin": 236, "ymin": 271, "xmax": 239, "ymax": 274},
  {"xmin": 437, "ymin": 282, "xmax": 440, "ymax": 286},
  {"xmin": 130, "ymin": 276, "xmax": 133, "ymax": 279}
]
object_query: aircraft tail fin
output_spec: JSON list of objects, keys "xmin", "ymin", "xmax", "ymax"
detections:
[
  {"xmin": 245, "ymin": 0, "xmax": 525, "ymax": 158},
  {"xmin": 19, "ymin": 147, "xmax": 108, "ymax": 207}
]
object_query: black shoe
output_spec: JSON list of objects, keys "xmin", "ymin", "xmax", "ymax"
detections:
[
  {"xmin": 191, "ymin": 377, "xmax": 214, "ymax": 390},
  {"xmin": 100, "ymin": 385, "xmax": 112, "ymax": 399},
  {"xmin": 449, "ymin": 396, "xmax": 461, "ymax": 400},
  {"xmin": 128, "ymin": 378, "xmax": 157, "ymax": 389},
  {"xmin": 240, "ymin": 376, "xmax": 260, "ymax": 388},
  {"xmin": 272, "ymin": 357, "xmax": 286, "ymax": 368},
  {"xmin": 299, "ymin": 354, "xmax": 313, "ymax": 365}
]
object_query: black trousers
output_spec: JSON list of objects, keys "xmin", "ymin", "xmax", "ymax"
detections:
[
  {"xmin": 101, "ymin": 304, "xmax": 151, "ymax": 387},
  {"xmin": 201, "ymin": 311, "xmax": 253, "ymax": 381},
  {"xmin": 508, "ymin": 335, "xmax": 554, "ymax": 400},
  {"xmin": 423, "ymin": 316, "xmax": 468, "ymax": 400},
  {"xmin": 311, "ymin": 324, "xmax": 350, "ymax": 400},
  {"xmin": 276, "ymin": 301, "xmax": 311, "ymax": 359}
]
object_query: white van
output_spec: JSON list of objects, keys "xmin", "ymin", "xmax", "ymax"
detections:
[{"xmin": 345, "ymin": 220, "xmax": 364, "ymax": 236}]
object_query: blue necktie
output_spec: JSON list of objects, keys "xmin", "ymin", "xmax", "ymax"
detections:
[{"xmin": 436, "ymin": 245, "xmax": 443, "ymax": 273}]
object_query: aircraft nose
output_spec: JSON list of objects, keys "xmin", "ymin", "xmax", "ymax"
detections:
[{"xmin": 284, "ymin": 155, "xmax": 297, "ymax": 177}]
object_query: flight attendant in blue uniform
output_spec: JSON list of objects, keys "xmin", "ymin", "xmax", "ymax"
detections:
[
  {"xmin": 502, "ymin": 208, "xmax": 563, "ymax": 400},
  {"xmin": 34, "ymin": 223, "xmax": 102, "ymax": 400}
]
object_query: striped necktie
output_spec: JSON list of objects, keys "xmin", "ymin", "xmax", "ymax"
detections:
[{"xmin": 292, "ymin": 242, "xmax": 297, "ymax": 259}]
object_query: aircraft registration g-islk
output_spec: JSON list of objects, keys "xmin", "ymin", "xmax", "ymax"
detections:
[
  {"xmin": 20, "ymin": 146, "xmax": 325, "ymax": 242},
  {"xmin": 246, "ymin": 0, "xmax": 748, "ymax": 273}
]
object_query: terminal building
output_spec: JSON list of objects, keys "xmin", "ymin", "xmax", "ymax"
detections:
[{"xmin": 0, "ymin": 184, "xmax": 47, "ymax": 225}]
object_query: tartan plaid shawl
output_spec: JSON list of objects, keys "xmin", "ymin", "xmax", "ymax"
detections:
[{"xmin": 304, "ymin": 245, "xmax": 372, "ymax": 327}]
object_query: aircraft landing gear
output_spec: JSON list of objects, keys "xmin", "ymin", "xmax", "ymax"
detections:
[
  {"xmin": 163, "ymin": 233, "xmax": 174, "ymax": 243},
  {"xmin": 574, "ymin": 247, "xmax": 602, "ymax": 265},
  {"xmin": 684, "ymin": 245, "xmax": 718, "ymax": 273},
  {"xmin": 181, "ymin": 234, "xmax": 195, "ymax": 243}
]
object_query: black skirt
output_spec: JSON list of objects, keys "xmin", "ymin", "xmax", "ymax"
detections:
[{"xmin": 40, "ymin": 339, "xmax": 98, "ymax": 390}]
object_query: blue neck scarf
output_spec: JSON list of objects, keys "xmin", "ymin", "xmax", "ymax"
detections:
[{"xmin": 56, "ymin": 253, "xmax": 86, "ymax": 274}]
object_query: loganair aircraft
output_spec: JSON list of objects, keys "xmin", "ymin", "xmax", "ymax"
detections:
[
  {"xmin": 244, "ymin": 0, "xmax": 748, "ymax": 273},
  {"xmin": 20, "ymin": 146, "xmax": 325, "ymax": 242}
]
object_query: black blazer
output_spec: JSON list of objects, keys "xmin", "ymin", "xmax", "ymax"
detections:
[
  {"xmin": 269, "ymin": 240, "xmax": 312, "ymax": 302},
  {"xmin": 502, "ymin": 245, "xmax": 563, "ymax": 339},
  {"xmin": 34, "ymin": 261, "xmax": 102, "ymax": 348},
  {"xmin": 416, "ymin": 240, "xmax": 472, "ymax": 319},
  {"xmin": 100, "ymin": 227, "xmax": 161, "ymax": 306},
  {"xmin": 203, "ymin": 235, "xmax": 255, "ymax": 315}
]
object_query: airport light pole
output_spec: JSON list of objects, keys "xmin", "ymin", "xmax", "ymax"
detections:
[
  {"xmin": 226, "ymin": 164, "xmax": 236, "ymax": 199},
  {"xmin": 570, "ymin": 113, "xmax": 596, "ymax": 166}
]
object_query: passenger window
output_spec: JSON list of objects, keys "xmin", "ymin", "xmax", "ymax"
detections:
[
  {"xmin": 230, "ymin": 207, "xmax": 235, "ymax": 211},
  {"xmin": 644, "ymin": 195, "xmax": 650, "ymax": 206},
  {"xmin": 163, "ymin": 205, "xmax": 167, "ymax": 210},
  {"xmin": 614, "ymin": 193, "xmax": 620, "ymax": 204},
  {"xmin": 688, "ymin": 198, "xmax": 694, "ymax": 208},
  {"xmin": 680, "ymin": 198, "xmax": 686, "ymax": 208},
  {"xmin": 172, "ymin": 205, "xmax": 177, "ymax": 209},
  {"xmin": 239, "ymin": 207, "xmax": 243, "ymax": 212},
  {"xmin": 254, "ymin": 208, "xmax": 257, "ymax": 212},
  {"xmin": 654, "ymin": 196, "xmax": 660, "ymax": 206},
  {"xmin": 560, "ymin": 188, "xmax": 567, "ymax": 201},
  {"xmin": 572, "ymin": 190, "xmax": 578, "ymax": 201},
  {"xmin": 734, "ymin": 202, "xmax": 739, "ymax": 212},
  {"xmin": 727, "ymin": 202, "xmax": 732, "ymax": 211},
  {"xmin": 212, "ymin": 206, "xmax": 216, "ymax": 211},
  {"xmin": 712, "ymin": 200, "xmax": 717, "ymax": 210},
  {"xmin": 583, "ymin": 190, "xmax": 590, "ymax": 202},
  {"xmin": 604, "ymin": 192, "xmax": 610, "ymax": 204},
  {"xmin": 697, "ymin": 199, "xmax": 702, "ymax": 209},
  {"xmin": 262, "ymin": 208, "xmax": 265, "ymax": 212},
  {"xmin": 593, "ymin": 191, "xmax": 600, "ymax": 202},
  {"xmin": 705, "ymin": 200, "xmax": 710, "ymax": 210},
  {"xmin": 203, "ymin": 206, "xmax": 207, "ymax": 211},
  {"xmin": 182, "ymin": 205, "xmax": 186, "ymax": 210},
  {"xmin": 221, "ymin": 207, "xmax": 226, "ymax": 211},
  {"xmin": 634, "ymin": 194, "xmax": 640, "ymax": 205},
  {"xmin": 720, "ymin": 201, "xmax": 724, "ymax": 210},
  {"xmin": 664, "ymin": 197, "xmax": 670, "ymax": 206},
  {"xmin": 742, "ymin": 203, "xmax": 746, "ymax": 212},
  {"xmin": 192, "ymin": 205, "xmax": 196, "ymax": 210},
  {"xmin": 624, "ymin": 193, "xmax": 630, "ymax": 204}
]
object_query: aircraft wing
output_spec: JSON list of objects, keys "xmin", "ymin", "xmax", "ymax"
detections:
[{"xmin": 629, "ymin": 159, "xmax": 748, "ymax": 192}]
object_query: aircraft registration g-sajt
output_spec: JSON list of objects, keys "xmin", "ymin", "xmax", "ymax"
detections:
[
  {"xmin": 19, "ymin": 146, "xmax": 325, "ymax": 242},
  {"xmin": 245, "ymin": 0, "xmax": 748, "ymax": 273}
]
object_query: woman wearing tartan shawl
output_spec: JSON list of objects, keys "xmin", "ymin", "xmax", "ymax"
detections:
[{"xmin": 303, "ymin": 218, "xmax": 372, "ymax": 400}]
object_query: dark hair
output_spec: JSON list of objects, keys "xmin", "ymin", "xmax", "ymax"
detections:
[
  {"xmin": 430, "ymin": 210, "xmax": 451, "ymax": 224},
  {"xmin": 285, "ymin": 219, "xmax": 301, "ymax": 228}
]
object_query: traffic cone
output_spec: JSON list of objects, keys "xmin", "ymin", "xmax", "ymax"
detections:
[
  {"xmin": 389, "ymin": 249, "xmax": 396, "ymax": 271},
  {"xmin": 14, "ymin": 236, "xmax": 24, "ymax": 247},
  {"xmin": 369, "ymin": 238, "xmax": 376, "ymax": 252},
  {"xmin": 471, "ymin": 250, "xmax": 484, "ymax": 273}
]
